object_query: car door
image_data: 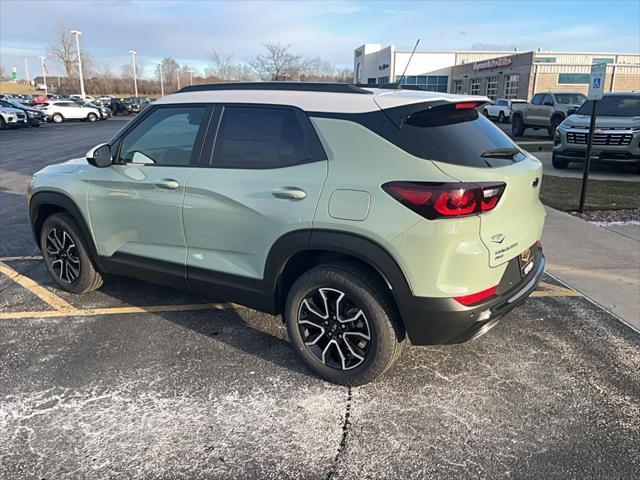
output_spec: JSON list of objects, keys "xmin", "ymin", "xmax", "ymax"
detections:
[
  {"xmin": 528, "ymin": 94, "xmax": 544, "ymax": 125},
  {"xmin": 183, "ymin": 104, "xmax": 328, "ymax": 295},
  {"xmin": 88, "ymin": 104, "xmax": 211, "ymax": 286},
  {"xmin": 539, "ymin": 94, "xmax": 555, "ymax": 127}
]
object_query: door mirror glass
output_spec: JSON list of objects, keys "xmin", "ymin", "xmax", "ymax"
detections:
[{"xmin": 87, "ymin": 143, "xmax": 112, "ymax": 168}]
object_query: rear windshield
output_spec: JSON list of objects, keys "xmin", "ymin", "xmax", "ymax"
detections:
[
  {"xmin": 394, "ymin": 103, "xmax": 526, "ymax": 167},
  {"xmin": 576, "ymin": 95, "xmax": 640, "ymax": 117}
]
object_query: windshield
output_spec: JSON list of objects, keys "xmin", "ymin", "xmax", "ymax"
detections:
[
  {"xmin": 554, "ymin": 93, "xmax": 587, "ymax": 105},
  {"xmin": 395, "ymin": 103, "xmax": 525, "ymax": 168},
  {"xmin": 576, "ymin": 95, "xmax": 640, "ymax": 117}
]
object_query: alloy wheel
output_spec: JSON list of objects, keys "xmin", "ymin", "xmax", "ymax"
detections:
[
  {"xmin": 297, "ymin": 288, "xmax": 371, "ymax": 370},
  {"xmin": 45, "ymin": 228, "xmax": 80, "ymax": 283}
]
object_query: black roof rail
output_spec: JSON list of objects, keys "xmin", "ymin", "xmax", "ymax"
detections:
[{"xmin": 177, "ymin": 82, "xmax": 373, "ymax": 95}]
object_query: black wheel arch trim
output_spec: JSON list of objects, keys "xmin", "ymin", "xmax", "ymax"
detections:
[{"xmin": 29, "ymin": 191, "xmax": 106, "ymax": 271}]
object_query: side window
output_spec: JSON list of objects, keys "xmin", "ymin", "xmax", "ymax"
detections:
[
  {"xmin": 542, "ymin": 94, "xmax": 554, "ymax": 105},
  {"xmin": 213, "ymin": 106, "xmax": 313, "ymax": 169},
  {"xmin": 531, "ymin": 94, "xmax": 543, "ymax": 105},
  {"xmin": 118, "ymin": 106, "xmax": 206, "ymax": 166}
]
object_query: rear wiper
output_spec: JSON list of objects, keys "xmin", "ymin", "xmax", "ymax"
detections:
[{"xmin": 480, "ymin": 147, "xmax": 521, "ymax": 159}]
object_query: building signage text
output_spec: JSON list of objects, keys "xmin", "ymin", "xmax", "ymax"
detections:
[{"xmin": 473, "ymin": 57, "xmax": 512, "ymax": 71}]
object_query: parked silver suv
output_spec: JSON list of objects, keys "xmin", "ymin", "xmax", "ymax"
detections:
[{"xmin": 553, "ymin": 93, "xmax": 640, "ymax": 171}]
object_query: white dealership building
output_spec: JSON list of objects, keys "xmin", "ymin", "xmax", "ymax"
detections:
[{"xmin": 354, "ymin": 44, "xmax": 640, "ymax": 100}]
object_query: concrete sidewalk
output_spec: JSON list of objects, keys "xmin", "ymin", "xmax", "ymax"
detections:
[{"xmin": 542, "ymin": 207, "xmax": 640, "ymax": 331}]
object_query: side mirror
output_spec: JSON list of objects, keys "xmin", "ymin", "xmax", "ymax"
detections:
[{"xmin": 86, "ymin": 143, "xmax": 112, "ymax": 168}]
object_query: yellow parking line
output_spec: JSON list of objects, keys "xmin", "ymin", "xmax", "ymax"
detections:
[
  {"xmin": 0, "ymin": 261, "xmax": 78, "ymax": 313},
  {"xmin": 0, "ymin": 255, "xmax": 43, "ymax": 261},
  {"xmin": 0, "ymin": 303, "xmax": 225, "ymax": 320}
]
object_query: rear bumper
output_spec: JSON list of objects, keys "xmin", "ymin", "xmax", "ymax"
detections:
[{"xmin": 399, "ymin": 244, "xmax": 545, "ymax": 345}]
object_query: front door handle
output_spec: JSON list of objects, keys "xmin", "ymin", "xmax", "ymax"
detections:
[
  {"xmin": 155, "ymin": 179, "xmax": 180, "ymax": 190},
  {"xmin": 272, "ymin": 187, "xmax": 307, "ymax": 200}
]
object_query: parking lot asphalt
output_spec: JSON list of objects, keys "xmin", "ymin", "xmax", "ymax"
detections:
[{"xmin": 1, "ymin": 121, "xmax": 639, "ymax": 479}]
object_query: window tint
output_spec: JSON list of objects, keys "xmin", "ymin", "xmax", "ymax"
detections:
[
  {"xmin": 119, "ymin": 106, "xmax": 206, "ymax": 166},
  {"xmin": 576, "ymin": 95, "xmax": 640, "ymax": 117},
  {"xmin": 398, "ymin": 103, "xmax": 525, "ymax": 168},
  {"xmin": 531, "ymin": 94, "xmax": 543, "ymax": 105},
  {"xmin": 542, "ymin": 94, "xmax": 554, "ymax": 105},
  {"xmin": 554, "ymin": 93, "xmax": 587, "ymax": 105},
  {"xmin": 213, "ymin": 106, "xmax": 312, "ymax": 169}
]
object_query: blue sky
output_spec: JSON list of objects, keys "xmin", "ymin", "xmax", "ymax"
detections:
[{"xmin": 1, "ymin": 0, "xmax": 639, "ymax": 79}]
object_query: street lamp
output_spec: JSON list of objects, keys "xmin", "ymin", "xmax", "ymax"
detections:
[
  {"xmin": 129, "ymin": 50, "xmax": 138, "ymax": 98},
  {"xmin": 39, "ymin": 56, "xmax": 48, "ymax": 96},
  {"xmin": 187, "ymin": 69, "xmax": 194, "ymax": 86},
  {"xmin": 69, "ymin": 30, "xmax": 85, "ymax": 99},
  {"xmin": 158, "ymin": 64, "xmax": 164, "ymax": 97},
  {"xmin": 176, "ymin": 67, "xmax": 180, "ymax": 90}
]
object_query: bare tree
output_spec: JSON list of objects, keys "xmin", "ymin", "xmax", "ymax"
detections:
[
  {"xmin": 156, "ymin": 57, "xmax": 180, "ymax": 84},
  {"xmin": 250, "ymin": 42, "xmax": 302, "ymax": 81},
  {"xmin": 47, "ymin": 25, "xmax": 77, "ymax": 79},
  {"xmin": 207, "ymin": 49, "xmax": 234, "ymax": 80},
  {"xmin": 120, "ymin": 57, "xmax": 147, "ymax": 80}
]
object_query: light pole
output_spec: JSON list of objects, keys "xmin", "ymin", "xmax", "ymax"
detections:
[
  {"xmin": 176, "ymin": 67, "xmax": 181, "ymax": 90},
  {"xmin": 158, "ymin": 64, "xmax": 164, "ymax": 97},
  {"xmin": 129, "ymin": 50, "xmax": 138, "ymax": 97},
  {"xmin": 70, "ymin": 30, "xmax": 85, "ymax": 99},
  {"xmin": 187, "ymin": 69, "xmax": 194, "ymax": 86},
  {"xmin": 39, "ymin": 56, "xmax": 48, "ymax": 96}
]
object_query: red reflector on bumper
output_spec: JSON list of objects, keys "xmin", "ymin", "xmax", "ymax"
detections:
[{"xmin": 454, "ymin": 285, "xmax": 497, "ymax": 306}]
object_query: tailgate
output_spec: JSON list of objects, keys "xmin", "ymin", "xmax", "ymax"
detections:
[{"xmin": 435, "ymin": 156, "xmax": 545, "ymax": 267}]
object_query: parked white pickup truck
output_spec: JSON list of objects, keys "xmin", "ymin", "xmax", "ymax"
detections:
[
  {"xmin": 483, "ymin": 99, "xmax": 527, "ymax": 123},
  {"xmin": 511, "ymin": 92, "xmax": 587, "ymax": 139}
]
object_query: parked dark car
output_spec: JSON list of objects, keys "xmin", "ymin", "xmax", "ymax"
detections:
[
  {"xmin": 122, "ymin": 96, "xmax": 151, "ymax": 115},
  {"xmin": 0, "ymin": 98, "xmax": 46, "ymax": 126},
  {"xmin": 109, "ymin": 97, "xmax": 127, "ymax": 116}
]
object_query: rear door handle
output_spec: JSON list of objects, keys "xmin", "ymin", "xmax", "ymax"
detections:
[
  {"xmin": 155, "ymin": 179, "xmax": 180, "ymax": 190},
  {"xmin": 272, "ymin": 187, "xmax": 307, "ymax": 200}
]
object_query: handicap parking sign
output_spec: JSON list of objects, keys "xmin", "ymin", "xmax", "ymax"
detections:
[{"xmin": 588, "ymin": 63, "xmax": 606, "ymax": 100}]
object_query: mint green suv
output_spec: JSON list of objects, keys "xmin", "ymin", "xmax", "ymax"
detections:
[{"xmin": 28, "ymin": 83, "xmax": 545, "ymax": 385}]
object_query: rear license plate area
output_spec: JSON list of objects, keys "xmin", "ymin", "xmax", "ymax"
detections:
[{"xmin": 518, "ymin": 248, "xmax": 534, "ymax": 277}]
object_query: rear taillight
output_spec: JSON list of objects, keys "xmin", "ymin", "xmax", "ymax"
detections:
[
  {"xmin": 454, "ymin": 285, "xmax": 497, "ymax": 306},
  {"xmin": 382, "ymin": 182, "xmax": 505, "ymax": 219}
]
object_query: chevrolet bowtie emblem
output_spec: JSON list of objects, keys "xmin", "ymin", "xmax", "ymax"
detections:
[{"xmin": 491, "ymin": 233, "xmax": 505, "ymax": 244}]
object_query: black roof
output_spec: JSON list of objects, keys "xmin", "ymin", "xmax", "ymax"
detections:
[{"xmin": 177, "ymin": 82, "xmax": 373, "ymax": 95}]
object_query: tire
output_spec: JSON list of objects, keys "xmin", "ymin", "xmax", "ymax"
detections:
[
  {"xmin": 511, "ymin": 114, "xmax": 525, "ymax": 136},
  {"xmin": 40, "ymin": 213, "xmax": 103, "ymax": 294},
  {"xmin": 87, "ymin": 112, "xmax": 98, "ymax": 122},
  {"xmin": 285, "ymin": 261, "xmax": 405, "ymax": 386},
  {"xmin": 548, "ymin": 116, "xmax": 563, "ymax": 139},
  {"xmin": 498, "ymin": 111, "xmax": 505, "ymax": 123},
  {"xmin": 551, "ymin": 152, "xmax": 569, "ymax": 169},
  {"xmin": 483, "ymin": 109, "xmax": 489, "ymax": 117},
  {"xmin": 29, "ymin": 120, "xmax": 41, "ymax": 127},
  {"xmin": 52, "ymin": 113, "xmax": 63, "ymax": 123},
  {"xmin": 0, "ymin": 117, "xmax": 5, "ymax": 130}
]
